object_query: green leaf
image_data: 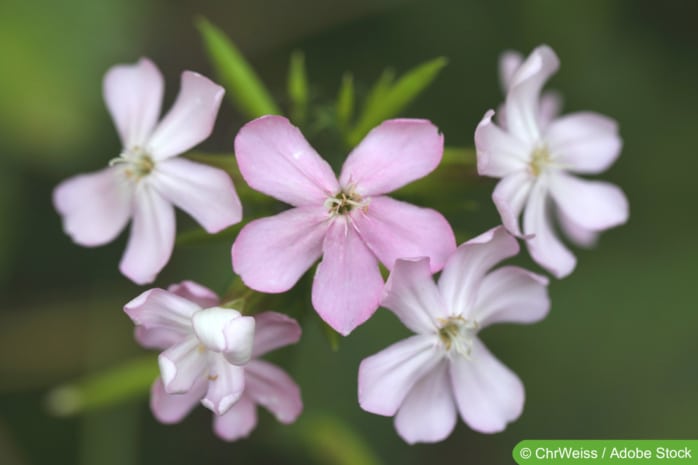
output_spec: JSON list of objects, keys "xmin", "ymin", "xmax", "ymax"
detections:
[
  {"xmin": 288, "ymin": 51, "xmax": 309, "ymax": 124},
  {"xmin": 197, "ymin": 17, "xmax": 281, "ymax": 119},
  {"xmin": 348, "ymin": 57, "xmax": 448, "ymax": 146},
  {"xmin": 336, "ymin": 72, "xmax": 354, "ymax": 132},
  {"xmin": 360, "ymin": 68, "xmax": 395, "ymax": 124},
  {"xmin": 322, "ymin": 322, "xmax": 341, "ymax": 352},
  {"xmin": 297, "ymin": 414, "xmax": 384, "ymax": 465},
  {"xmin": 46, "ymin": 356, "xmax": 157, "ymax": 417}
]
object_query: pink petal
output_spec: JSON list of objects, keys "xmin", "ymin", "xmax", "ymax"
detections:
[
  {"xmin": 152, "ymin": 158, "xmax": 242, "ymax": 233},
  {"xmin": 538, "ymin": 90, "xmax": 562, "ymax": 129},
  {"xmin": 103, "ymin": 58, "xmax": 163, "ymax": 148},
  {"xmin": 382, "ymin": 257, "xmax": 447, "ymax": 334},
  {"xmin": 549, "ymin": 172, "xmax": 629, "ymax": 231},
  {"xmin": 352, "ymin": 196, "xmax": 456, "ymax": 272},
  {"xmin": 472, "ymin": 266, "xmax": 549, "ymax": 328},
  {"xmin": 124, "ymin": 288, "xmax": 200, "ymax": 349},
  {"xmin": 557, "ymin": 206, "xmax": 599, "ymax": 248},
  {"xmin": 504, "ymin": 45, "xmax": 559, "ymax": 144},
  {"xmin": 119, "ymin": 183, "xmax": 176, "ymax": 285},
  {"xmin": 147, "ymin": 71, "xmax": 224, "ymax": 160},
  {"xmin": 150, "ymin": 377, "xmax": 206, "ymax": 424},
  {"xmin": 523, "ymin": 180, "xmax": 576, "ymax": 278},
  {"xmin": 158, "ymin": 337, "xmax": 208, "ymax": 394},
  {"xmin": 358, "ymin": 334, "xmax": 441, "ymax": 416},
  {"xmin": 311, "ymin": 218, "xmax": 384, "ymax": 335},
  {"xmin": 213, "ymin": 395, "xmax": 257, "ymax": 442},
  {"xmin": 53, "ymin": 167, "xmax": 133, "ymax": 247},
  {"xmin": 394, "ymin": 361, "xmax": 456, "ymax": 444},
  {"xmin": 498, "ymin": 50, "xmax": 523, "ymax": 92},
  {"xmin": 234, "ymin": 115, "xmax": 339, "ymax": 206},
  {"xmin": 232, "ymin": 206, "xmax": 328, "ymax": 293},
  {"xmin": 202, "ymin": 355, "xmax": 245, "ymax": 415},
  {"xmin": 168, "ymin": 281, "xmax": 220, "ymax": 309},
  {"xmin": 245, "ymin": 360, "xmax": 303, "ymax": 423},
  {"xmin": 251, "ymin": 312, "xmax": 302, "ymax": 358},
  {"xmin": 437, "ymin": 226, "xmax": 519, "ymax": 318},
  {"xmin": 492, "ymin": 172, "xmax": 533, "ymax": 237},
  {"xmin": 546, "ymin": 112, "xmax": 622, "ymax": 174},
  {"xmin": 475, "ymin": 110, "xmax": 529, "ymax": 178},
  {"xmin": 449, "ymin": 339, "xmax": 524, "ymax": 433},
  {"xmin": 339, "ymin": 119, "xmax": 443, "ymax": 196},
  {"xmin": 192, "ymin": 308, "xmax": 255, "ymax": 364}
]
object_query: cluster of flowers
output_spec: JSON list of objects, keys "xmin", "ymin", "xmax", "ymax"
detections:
[{"xmin": 53, "ymin": 45, "xmax": 627, "ymax": 444}]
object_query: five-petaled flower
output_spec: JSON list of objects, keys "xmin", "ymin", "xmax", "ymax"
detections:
[
  {"xmin": 53, "ymin": 58, "xmax": 242, "ymax": 284},
  {"xmin": 475, "ymin": 45, "xmax": 629, "ymax": 278},
  {"xmin": 124, "ymin": 281, "xmax": 303, "ymax": 441},
  {"xmin": 358, "ymin": 227, "xmax": 549, "ymax": 443},
  {"xmin": 232, "ymin": 115, "xmax": 456, "ymax": 335}
]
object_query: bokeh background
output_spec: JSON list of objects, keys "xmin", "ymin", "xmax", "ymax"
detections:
[{"xmin": 1, "ymin": 0, "xmax": 697, "ymax": 464}]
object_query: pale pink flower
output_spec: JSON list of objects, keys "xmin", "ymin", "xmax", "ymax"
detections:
[
  {"xmin": 475, "ymin": 45, "xmax": 629, "ymax": 278},
  {"xmin": 53, "ymin": 58, "xmax": 242, "ymax": 284},
  {"xmin": 125, "ymin": 281, "xmax": 302, "ymax": 441},
  {"xmin": 358, "ymin": 227, "xmax": 549, "ymax": 443},
  {"xmin": 232, "ymin": 116, "xmax": 456, "ymax": 336}
]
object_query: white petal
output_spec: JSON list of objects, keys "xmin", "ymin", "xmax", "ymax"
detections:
[
  {"xmin": 499, "ymin": 50, "xmax": 524, "ymax": 92},
  {"xmin": 150, "ymin": 377, "xmax": 206, "ymax": 424},
  {"xmin": 492, "ymin": 172, "xmax": 533, "ymax": 237},
  {"xmin": 251, "ymin": 312, "xmax": 302, "ymax": 358},
  {"xmin": 167, "ymin": 281, "xmax": 220, "ymax": 309},
  {"xmin": 103, "ymin": 58, "xmax": 163, "ymax": 148},
  {"xmin": 213, "ymin": 395, "xmax": 257, "ymax": 441},
  {"xmin": 202, "ymin": 356, "xmax": 246, "ymax": 416},
  {"xmin": 192, "ymin": 307, "xmax": 255, "ymax": 364},
  {"xmin": 557, "ymin": 205, "xmax": 599, "ymax": 248},
  {"xmin": 158, "ymin": 337, "xmax": 208, "ymax": 394},
  {"xmin": 147, "ymin": 71, "xmax": 224, "ymax": 160},
  {"xmin": 245, "ymin": 360, "xmax": 303, "ymax": 424},
  {"xmin": 475, "ymin": 110, "xmax": 529, "ymax": 178}
]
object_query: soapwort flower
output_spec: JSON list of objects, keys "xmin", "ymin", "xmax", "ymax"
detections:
[
  {"xmin": 475, "ymin": 45, "xmax": 628, "ymax": 277},
  {"xmin": 125, "ymin": 281, "xmax": 302, "ymax": 441},
  {"xmin": 232, "ymin": 116, "xmax": 456, "ymax": 335},
  {"xmin": 358, "ymin": 227, "xmax": 549, "ymax": 443},
  {"xmin": 53, "ymin": 58, "xmax": 242, "ymax": 284}
]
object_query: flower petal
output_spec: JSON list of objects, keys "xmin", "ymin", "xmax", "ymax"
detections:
[
  {"xmin": 394, "ymin": 361, "xmax": 456, "ymax": 444},
  {"xmin": 449, "ymin": 339, "xmax": 524, "ymax": 433},
  {"xmin": 213, "ymin": 395, "xmax": 257, "ymax": 442},
  {"xmin": 504, "ymin": 45, "xmax": 559, "ymax": 144},
  {"xmin": 251, "ymin": 312, "xmax": 302, "ymax": 358},
  {"xmin": 158, "ymin": 337, "xmax": 208, "ymax": 394},
  {"xmin": 549, "ymin": 172, "xmax": 629, "ymax": 231},
  {"xmin": 492, "ymin": 172, "xmax": 533, "ymax": 237},
  {"xmin": 103, "ymin": 58, "xmax": 163, "ymax": 148},
  {"xmin": 352, "ymin": 196, "xmax": 456, "ymax": 272},
  {"xmin": 232, "ymin": 206, "xmax": 328, "ymax": 293},
  {"xmin": 152, "ymin": 158, "xmax": 242, "ymax": 233},
  {"xmin": 475, "ymin": 110, "xmax": 530, "ymax": 178},
  {"xmin": 192, "ymin": 308, "xmax": 255, "ymax": 364},
  {"xmin": 168, "ymin": 281, "xmax": 220, "ymax": 309},
  {"xmin": 546, "ymin": 112, "xmax": 621, "ymax": 174},
  {"xmin": 234, "ymin": 115, "xmax": 339, "ymax": 206},
  {"xmin": 523, "ymin": 179, "xmax": 576, "ymax": 278},
  {"xmin": 124, "ymin": 288, "xmax": 200, "ymax": 349},
  {"xmin": 538, "ymin": 90, "xmax": 562, "ymax": 129},
  {"xmin": 312, "ymin": 218, "xmax": 384, "ymax": 335},
  {"xmin": 53, "ymin": 167, "xmax": 133, "ymax": 247},
  {"xmin": 472, "ymin": 266, "xmax": 549, "ymax": 328},
  {"xmin": 150, "ymin": 377, "xmax": 206, "ymax": 424},
  {"xmin": 358, "ymin": 334, "xmax": 441, "ymax": 416},
  {"xmin": 499, "ymin": 50, "xmax": 523, "ymax": 92},
  {"xmin": 119, "ymin": 183, "xmax": 175, "ymax": 285},
  {"xmin": 556, "ymin": 206, "xmax": 599, "ymax": 248},
  {"xmin": 437, "ymin": 226, "xmax": 519, "ymax": 318},
  {"xmin": 339, "ymin": 119, "xmax": 443, "ymax": 196},
  {"xmin": 202, "ymin": 355, "xmax": 245, "ymax": 415},
  {"xmin": 382, "ymin": 257, "xmax": 447, "ymax": 334},
  {"xmin": 146, "ymin": 71, "xmax": 224, "ymax": 160},
  {"xmin": 245, "ymin": 360, "xmax": 303, "ymax": 424}
]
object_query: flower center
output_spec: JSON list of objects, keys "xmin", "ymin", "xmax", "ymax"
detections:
[
  {"xmin": 437, "ymin": 316, "xmax": 479, "ymax": 359},
  {"xmin": 324, "ymin": 185, "xmax": 369, "ymax": 217},
  {"xmin": 109, "ymin": 146, "xmax": 155, "ymax": 180},
  {"xmin": 529, "ymin": 145, "xmax": 551, "ymax": 177}
]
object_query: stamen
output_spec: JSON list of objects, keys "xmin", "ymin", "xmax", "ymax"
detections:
[
  {"xmin": 325, "ymin": 185, "xmax": 369, "ymax": 217},
  {"xmin": 438, "ymin": 316, "xmax": 479, "ymax": 359},
  {"xmin": 108, "ymin": 147, "xmax": 155, "ymax": 180},
  {"xmin": 529, "ymin": 145, "xmax": 551, "ymax": 177}
]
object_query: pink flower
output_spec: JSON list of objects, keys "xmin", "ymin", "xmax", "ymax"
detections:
[
  {"xmin": 232, "ymin": 115, "xmax": 456, "ymax": 335},
  {"xmin": 358, "ymin": 227, "xmax": 549, "ymax": 443},
  {"xmin": 53, "ymin": 58, "xmax": 242, "ymax": 284},
  {"xmin": 475, "ymin": 45, "xmax": 629, "ymax": 278},
  {"xmin": 124, "ymin": 281, "xmax": 303, "ymax": 441}
]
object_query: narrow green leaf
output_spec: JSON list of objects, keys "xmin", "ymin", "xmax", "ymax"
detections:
[
  {"xmin": 442, "ymin": 146, "xmax": 476, "ymax": 166},
  {"xmin": 297, "ymin": 414, "xmax": 384, "ymax": 465},
  {"xmin": 348, "ymin": 57, "xmax": 448, "ymax": 146},
  {"xmin": 336, "ymin": 72, "xmax": 354, "ymax": 131},
  {"xmin": 360, "ymin": 68, "xmax": 395, "ymax": 123},
  {"xmin": 46, "ymin": 356, "xmax": 157, "ymax": 417},
  {"xmin": 196, "ymin": 17, "xmax": 281, "ymax": 119},
  {"xmin": 322, "ymin": 322, "xmax": 341, "ymax": 352},
  {"xmin": 288, "ymin": 51, "xmax": 309, "ymax": 124}
]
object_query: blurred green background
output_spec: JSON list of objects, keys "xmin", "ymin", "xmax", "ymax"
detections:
[{"xmin": 1, "ymin": 0, "xmax": 697, "ymax": 464}]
